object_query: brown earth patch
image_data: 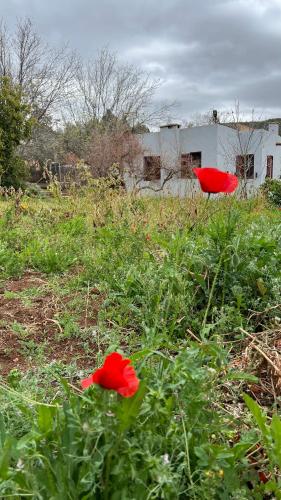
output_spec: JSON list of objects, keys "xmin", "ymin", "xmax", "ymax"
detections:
[
  {"xmin": 0, "ymin": 272, "xmax": 104, "ymax": 376},
  {"xmin": 0, "ymin": 270, "xmax": 46, "ymax": 293}
]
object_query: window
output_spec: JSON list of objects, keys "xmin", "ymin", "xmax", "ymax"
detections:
[
  {"xmin": 266, "ymin": 156, "xmax": 273, "ymax": 178},
  {"xmin": 143, "ymin": 156, "xmax": 161, "ymax": 181},
  {"xmin": 236, "ymin": 154, "xmax": 254, "ymax": 179},
  {"xmin": 181, "ymin": 152, "xmax": 201, "ymax": 178}
]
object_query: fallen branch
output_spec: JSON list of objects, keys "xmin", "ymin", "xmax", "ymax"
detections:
[
  {"xmin": 248, "ymin": 304, "xmax": 281, "ymax": 321},
  {"xmin": 239, "ymin": 328, "xmax": 281, "ymax": 377}
]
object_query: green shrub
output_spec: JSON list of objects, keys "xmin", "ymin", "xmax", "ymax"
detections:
[{"xmin": 260, "ymin": 178, "xmax": 281, "ymax": 207}]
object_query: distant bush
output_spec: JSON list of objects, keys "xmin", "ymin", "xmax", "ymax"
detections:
[
  {"xmin": 260, "ymin": 178, "xmax": 281, "ymax": 207},
  {"xmin": 24, "ymin": 182, "xmax": 47, "ymax": 198}
]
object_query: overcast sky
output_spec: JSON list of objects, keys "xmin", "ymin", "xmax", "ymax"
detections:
[{"xmin": 1, "ymin": 0, "xmax": 281, "ymax": 121}]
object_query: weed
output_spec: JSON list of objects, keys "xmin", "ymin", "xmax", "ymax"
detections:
[{"xmin": 0, "ymin": 192, "xmax": 280, "ymax": 498}]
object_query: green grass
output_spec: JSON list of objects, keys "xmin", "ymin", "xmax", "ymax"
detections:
[{"xmin": 0, "ymin": 190, "xmax": 281, "ymax": 498}]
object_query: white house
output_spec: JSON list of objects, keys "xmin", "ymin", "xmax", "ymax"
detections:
[{"xmin": 125, "ymin": 122, "xmax": 281, "ymax": 196}]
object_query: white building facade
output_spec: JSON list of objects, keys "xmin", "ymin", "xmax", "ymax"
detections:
[{"xmin": 125, "ymin": 123, "xmax": 281, "ymax": 196}]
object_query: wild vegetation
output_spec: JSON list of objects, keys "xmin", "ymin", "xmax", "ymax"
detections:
[
  {"xmin": 1, "ymin": 12, "xmax": 281, "ymax": 500},
  {"xmin": 0, "ymin": 184, "xmax": 281, "ymax": 499}
]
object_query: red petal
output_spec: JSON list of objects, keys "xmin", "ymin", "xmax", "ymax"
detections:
[
  {"xmin": 103, "ymin": 352, "xmax": 130, "ymax": 369},
  {"xmin": 117, "ymin": 365, "xmax": 140, "ymax": 397},
  {"xmin": 81, "ymin": 375, "xmax": 94, "ymax": 389},
  {"xmin": 91, "ymin": 367, "xmax": 103, "ymax": 384},
  {"xmin": 193, "ymin": 167, "xmax": 238, "ymax": 194},
  {"xmin": 98, "ymin": 369, "xmax": 127, "ymax": 390},
  {"xmin": 81, "ymin": 352, "xmax": 139, "ymax": 397},
  {"xmin": 223, "ymin": 173, "xmax": 239, "ymax": 193}
]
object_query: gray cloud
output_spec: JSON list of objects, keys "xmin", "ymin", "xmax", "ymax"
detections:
[{"xmin": 1, "ymin": 0, "xmax": 281, "ymax": 120}]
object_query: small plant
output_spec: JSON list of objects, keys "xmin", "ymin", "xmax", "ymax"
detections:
[
  {"xmin": 244, "ymin": 394, "xmax": 281, "ymax": 498},
  {"xmin": 44, "ymin": 166, "xmax": 62, "ymax": 198},
  {"xmin": 0, "ymin": 348, "xmax": 251, "ymax": 499},
  {"xmin": 260, "ymin": 178, "xmax": 281, "ymax": 207}
]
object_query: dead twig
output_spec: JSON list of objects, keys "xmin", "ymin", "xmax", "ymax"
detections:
[
  {"xmin": 239, "ymin": 328, "xmax": 281, "ymax": 377},
  {"xmin": 45, "ymin": 318, "xmax": 63, "ymax": 334},
  {"xmin": 186, "ymin": 328, "xmax": 202, "ymax": 344},
  {"xmin": 248, "ymin": 304, "xmax": 281, "ymax": 321},
  {"xmin": 84, "ymin": 282, "xmax": 90, "ymax": 328}
]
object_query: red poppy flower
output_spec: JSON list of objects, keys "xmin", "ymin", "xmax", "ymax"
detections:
[
  {"xmin": 193, "ymin": 167, "xmax": 238, "ymax": 194},
  {"xmin": 81, "ymin": 352, "xmax": 139, "ymax": 397}
]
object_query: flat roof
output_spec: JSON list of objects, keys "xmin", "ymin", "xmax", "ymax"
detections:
[{"xmin": 159, "ymin": 123, "xmax": 181, "ymax": 129}]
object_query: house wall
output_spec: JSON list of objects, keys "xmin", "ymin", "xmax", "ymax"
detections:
[
  {"xmin": 142, "ymin": 131, "xmax": 160, "ymax": 156},
  {"xmin": 179, "ymin": 125, "xmax": 218, "ymax": 167},
  {"xmin": 217, "ymin": 126, "xmax": 262, "ymax": 194},
  {"xmin": 217, "ymin": 126, "xmax": 281, "ymax": 186},
  {"xmin": 260, "ymin": 132, "xmax": 281, "ymax": 184},
  {"xmin": 217, "ymin": 125, "xmax": 238, "ymax": 172},
  {"xmin": 127, "ymin": 125, "xmax": 219, "ymax": 196},
  {"xmin": 125, "ymin": 124, "xmax": 281, "ymax": 197},
  {"xmin": 159, "ymin": 126, "xmax": 180, "ymax": 182}
]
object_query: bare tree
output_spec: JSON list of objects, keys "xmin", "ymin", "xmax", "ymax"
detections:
[
  {"xmin": 185, "ymin": 108, "xmax": 234, "ymax": 128},
  {"xmin": 72, "ymin": 47, "xmax": 173, "ymax": 128},
  {"xmin": 0, "ymin": 20, "xmax": 11, "ymax": 77},
  {"xmin": 218, "ymin": 102, "xmax": 265, "ymax": 198},
  {"xmin": 85, "ymin": 124, "xmax": 143, "ymax": 179},
  {"xmin": 132, "ymin": 159, "xmax": 180, "ymax": 194},
  {"xmin": 0, "ymin": 18, "xmax": 77, "ymax": 122},
  {"xmin": 19, "ymin": 121, "xmax": 64, "ymax": 167}
]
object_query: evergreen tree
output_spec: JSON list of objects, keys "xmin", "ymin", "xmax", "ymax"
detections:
[{"xmin": 0, "ymin": 77, "xmax": 34, "ymax": 187}]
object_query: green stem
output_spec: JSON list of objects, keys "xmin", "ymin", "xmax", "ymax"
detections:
[
  {"xmin": 181, "ymin": 414, "xmax": 198, "ymax": 500},
  {"xmin": 202, "ymin": 250, "xmax": 225, "ymax": 331},
  {"xmin": 104, "ymin": 430, "xmax": 124, "ymax": 499},
  {"xmin": 104, "ymin": 449, "xmax": 113, "ymax": 500},
  {"xmin": 0, "ymin": 382, "xmax": 58, "ymax": 408},
  {"xmin": 221, "ymin": 256, "xmax": 227, "ymax": 307},
  {"xmin": 188, "ymin": 192, "xmax": 211, "ymax": 233}
]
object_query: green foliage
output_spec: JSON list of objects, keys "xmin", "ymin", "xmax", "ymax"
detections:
[
  {"xmin": 260, "ymin": 178, "xmax": 281, "ymax": 207},
  {"xmin": 0, "ymin": 347, "xmax": 252, "ymax": 499},
  {"xmin": 0, "ymin": 77, "xmax": 34, "ymax": 187},
  {"xmin": 244, "ymin": 394, "xmax": 281, "ymax": 498},
  {"xmin": 0, "ymin": 193, "xmax": 280, "ymax": 498}
]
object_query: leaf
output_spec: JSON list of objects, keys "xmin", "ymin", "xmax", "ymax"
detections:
[
  {"xmin": 264, "ymin": 479, "xmax": 281, "ymax": 497},
  {"xmin": 270, "ymin": 414, "xmax": 281, "ymax": 467},
  {"xmin": 243, "ymin": 393, "xmax": 269, "ymax": 440},
  {"xmin": 117, "ymin": 382, "xmax": 147, "ymax": 432},
  {"xmin": 57, "ymin": 376, "xmax": 72, "ymax": 395},
  {"xmin": 256, "ymin": 278, "xmax": 267, "ymax": 296},
  {"xmin": 194, "ymin": 273, "xmax": 206, "ymax": 290},
  {"xmin": 130, "ymin": 349, "xmax": 152, "ymax": 362},
  {"xmin": 37, "ymin": 405, "xmax": 56, "ymax": 434},
  {"xmin": 0, "ymin": 413, "xmax": 6, "ymax": 447},
  {"xmin": 226, "ymin": 371, "xmax": 258, "ymax": 383},
  {"xmin": 0, "ymin": 436, "xmax": 14, "ymax": 480}
]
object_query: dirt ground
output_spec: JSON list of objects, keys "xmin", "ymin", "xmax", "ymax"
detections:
[
  {"xmin": 1, "ymin": 272, "xmax": 281, "ymax": 410},
  {"xmin": 0, "ymin": 271, "xmax": 103, "ymax": 375}
]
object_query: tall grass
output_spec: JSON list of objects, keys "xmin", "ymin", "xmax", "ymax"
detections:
[{"xmin": 0, "ymin": 190, "xmax": 280, "ymax": 498}]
